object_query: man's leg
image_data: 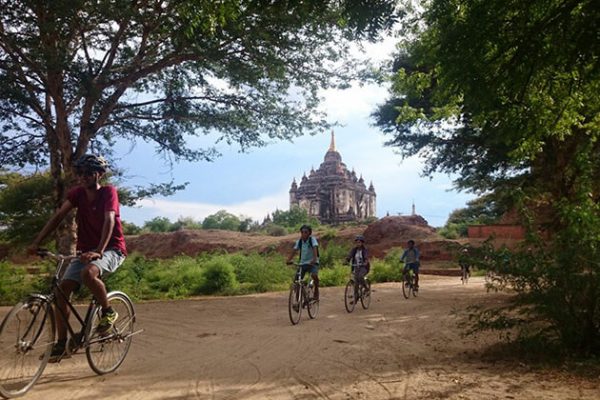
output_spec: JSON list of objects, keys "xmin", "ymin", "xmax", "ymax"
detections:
[
  {"xmin": 81, "ymin": 264, "xmax": 109, "ymax": 308},
  {"xmin": 311, "ymin": 272, "xmax": 319, "ymax": 300},
  {"xmin": 81, "ymin": 263, "xmax": 118, "ymax": 333},
  {"xmin": 54, "ymin": 280, "xmax": 78, "ymax": 341}
]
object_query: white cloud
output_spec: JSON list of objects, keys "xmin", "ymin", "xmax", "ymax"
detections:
[{"xmin": 134, "ymin": 189, "xmax": 289, "ymax": 222}]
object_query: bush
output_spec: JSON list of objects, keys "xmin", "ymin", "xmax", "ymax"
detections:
[
  {"xmin": 370, "ymin": 259, "xmax": 403, "ymax": 283},
  {"xmin": 229, "ymin": 253, "xmax": 290, "ymax": 292},
  {"xmin": 198, "ymin": 257, "xmax": 238, "ymax": 294},
  {"xmin": 319, "ymin": 262, "xmax": 348, "ymax": 287},
  {"xmin": 318, "ymin": 241, "xmax": 350, "ymax": 269},
  {"xmin": 0, "ymin": 262, "xmax": 32, "ymax": 305},
  {"xmin": 266, "ymin": 224, "xmax": 288, "ymax": 237}
]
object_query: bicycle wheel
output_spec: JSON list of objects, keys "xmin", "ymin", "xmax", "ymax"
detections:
[
  {"xmin": 401, "ymin": 273, "xmax": 410, "ymax": 299},
  {"xmin": 0, "ymin": 298, "xmax": 55, "ymax": 399},
  {"xmin": 288, "ymin": 283, "xmax": 302, "ymax": 325},
  {"xmin": 306, "ymin": 286, "xmax": 319, "ymax": 319},
  {"xmin": 344, "ymin": 280, "xmax": 356, "ymax": 313},
  {"xmin": 360, "ymin": 280, "xmax": 371, "ymax": 309},
  {"xmin": 462, "ymin": 268, "xmax": 469, "ymax": 284},
  {"xmin": 86, "ymin": 292, "xmax": 135, "ymax": 375}
]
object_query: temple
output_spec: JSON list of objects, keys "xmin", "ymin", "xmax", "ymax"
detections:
[{"xmin": 289, "ymin": 131, "xmax": 376, "ymax": 224}]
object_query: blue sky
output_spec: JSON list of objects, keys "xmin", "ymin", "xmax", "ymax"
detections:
[{"xmin": 114, "ymin": 39, "xmax": 475, "ymax": 228}]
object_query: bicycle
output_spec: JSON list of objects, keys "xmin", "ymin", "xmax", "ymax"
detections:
[
  {"xmin": 460, "ymin": 263, "xmax": 470, "ymax": 284},
  {"xmin": 0, "ymin": 250, "xmax": 142, "ymax": 399},
  {"xmin": 287, "ymin": 263, "xmax": 319, "ymax": 325},
  {"xmin": 401, "ymin": 268, "xmax": 418, "ymax": 299},
  {"xmin": 344, "ymin": 265, "xmax": 371, "ymax": 313}
]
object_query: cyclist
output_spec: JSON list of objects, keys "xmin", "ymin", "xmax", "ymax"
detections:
[
  {"xmin": 345, "ymin": 235, "xmax": 370, "ymax": 301},
  {"xmin": 400, "ymin": 239, "xmax": 420, "ymax": 291},
  {"xmin": 458, "ymin": 247, "xmax": 471, "ymax": 281},
  {"xmin": 29, "ymin": 154, "xmax": 127, "ymax": 362},
  {"xmin": 286, "ymin": 224, "xmax": 320, "ymax": 301}
]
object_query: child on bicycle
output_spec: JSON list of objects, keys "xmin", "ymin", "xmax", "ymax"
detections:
[
  {"xmin": 345, "ymin": 235, "xmax": 370, "ymax": 299},
  {"xmin": 286, "ymin": 224, "xmax": 320, "ymax": 301},
  {"xmin": 29, "ymin": 154, "xmax": 127, "ymax": 362},
  {"xmin": 401, "ymin": 239, "xmax": 420, "ymax": 290},
  {"xmin": 458, "ymin": 246, "xmax": 471, "ymax": 281}
]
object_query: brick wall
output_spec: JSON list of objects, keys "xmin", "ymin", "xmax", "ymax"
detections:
[{"xmin": 467, "ymin": 224, "xmax": 526, "ymax": 240}]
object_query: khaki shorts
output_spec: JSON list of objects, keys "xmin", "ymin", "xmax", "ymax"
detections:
[{"xmin": 62, "ymin": 249, "xmax": 126, "ymax": 285}]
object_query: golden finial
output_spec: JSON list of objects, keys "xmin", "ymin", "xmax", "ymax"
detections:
[{"xmin": 329, "ymin": 129, "xmax": 336, "ymax": 151}]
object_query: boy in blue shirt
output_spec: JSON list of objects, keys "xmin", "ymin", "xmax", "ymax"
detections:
[
  {"xmin": 401, "ymin": 239, "xmax": 420, "ymax": 290},
  {"xmin": 286, "ymin": 224, "xmax": 320, "ymax": 300}
]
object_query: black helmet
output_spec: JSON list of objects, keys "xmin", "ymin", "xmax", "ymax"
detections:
[
  {"xmin": 355, "ymin": 235, "xmax": 365, "ymax": 242},
  {"xmin": 299, "ymin": 224, "xmax": 312, "ymax": 234},
  {"xmin": 74, "ymin": 154, "xmax": 109, "ymax": 173}
]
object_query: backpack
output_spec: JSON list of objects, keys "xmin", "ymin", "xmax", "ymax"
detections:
[{"xmin": 296, "ymin": 236, "xmax": 320, "ymax": 262}]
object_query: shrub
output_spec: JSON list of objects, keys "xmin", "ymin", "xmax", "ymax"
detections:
[
  {"xmin": 0, "ymin": 262, "xmax": 31, "ymax": 305},
  {"xmin": 319, "ymin": 262, "xmax": 348, "ymax": 287},
  {"xmin": 229, "ymin": 253, "xmax": 289, "ymax": 292},
  {"xmin": 198, "ymin": 257, "xmax": 238, "ymax": 294},
  {"xmin": 318, "ymin": 241, "xmax": 350, "ymax": 269},
  {"xmin": 370, "ymin": 259, "xmax": 403, "ymax": 283}
]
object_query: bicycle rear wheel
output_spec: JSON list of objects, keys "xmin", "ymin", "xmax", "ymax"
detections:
[
  {"xmin": 360, "ymin": 280, "xmax": 371, "ymax": 309},
  {"xmin": 0, "ymin": 298, "xmax": 55, "ymax": 399},
  {"xmin": 306, "ymin": 286, "xmax": 319, "ymax": 319},
  {"xmin": 344, "ymin": 280, "xmax": 356, "ymax": 313},
  {"xmin": 462, "ymin": 268, "xmax": 469, "ymax": 284},
  {"xmin": 288, "ymin": 283, "xmax": 302, "ymax": 325},
  {"xmin": 86, "ymin": 292, "xmax": 135, "ymax": 375}
]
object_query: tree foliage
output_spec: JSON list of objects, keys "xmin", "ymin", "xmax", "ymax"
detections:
[
  {"xmin": 201, "ymin": 210, "xmax": 241, "ymax": 231},
  {"xmin": 0, "ymin": 170, "xmax": 54, "ymax": 245},
  {"xmin": 375, "ymin": 0, "xmax": 600, "ymax": 354},
  {"xmin": 271, "ymin": 206, "xmax": 318, "ymax": 229},
  {"xmin": 1, "ymin": 0, "xmax": 397, "ymax": 251}
]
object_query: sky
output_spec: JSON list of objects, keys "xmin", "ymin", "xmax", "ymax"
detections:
[{"xmin": 114, "ymin": 38, "xmax": 475, "ymax": 228}]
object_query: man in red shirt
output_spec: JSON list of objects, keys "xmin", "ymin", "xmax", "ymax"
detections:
[{"xmin": 30, "ymin": 154, "xmax": 127, "ymax": 362}]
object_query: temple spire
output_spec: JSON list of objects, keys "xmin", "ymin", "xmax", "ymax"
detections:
[{"xmin": 328, "ymin": 129, "xmax": 336, "ymax": 151}]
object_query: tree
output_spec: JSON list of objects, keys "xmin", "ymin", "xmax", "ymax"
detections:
[
  {"xmin": 271, "ymin": 206, "xmax": 316, "ymax": 228},
  {"xmin": 0, "ymin": 0, "xmax": 398, "ymax": 252},
  {"xmin": 202, "ymin": 210, "xmax": 241, "ymax": 231},
  {"xmin": 374, "ymin": 0, "xmax": 600, "ymax": 353},
  {"xmin": 143, "ymin": 216, "xmax": 174, "ymax": 233},
  {"xmin": 0, "ymin": 170, "xmax": 54, "ymax": 245}
]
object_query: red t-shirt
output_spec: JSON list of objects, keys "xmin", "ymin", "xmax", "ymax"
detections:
[{"xmin": 67, "ymin": 186, "xmax": 127, "ymax": 256}]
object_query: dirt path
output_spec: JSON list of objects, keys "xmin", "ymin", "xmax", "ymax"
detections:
[{"xmin": 2, "ymin": 276, "xmax": 599, "ymax": 399}]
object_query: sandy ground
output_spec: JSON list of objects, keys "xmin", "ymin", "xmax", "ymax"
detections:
[{"xmin": 2, "ymin": 276, "xmax": 599, "ymax": 400}]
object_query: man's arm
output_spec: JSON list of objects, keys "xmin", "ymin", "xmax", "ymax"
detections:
[
  {"xmin": 310, "ymin": 246, "xmax": 318, "ymax": 265},
  {"xmin": 30, "ymin": 200, "xmax": 74, "ymax": 251},
  {"xmin": 80, "ymin": 210, "xmax": 115, "ymax": 263}
]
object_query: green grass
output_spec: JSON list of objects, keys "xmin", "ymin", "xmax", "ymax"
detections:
[{"xmin": 0, "ymin": 249, "xmax": 406, "ymax": 305}]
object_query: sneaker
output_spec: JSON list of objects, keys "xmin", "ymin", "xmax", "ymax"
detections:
[
  {"xmin": 47, "ymin": 342, "xmax": 70, "ymax": 363},
  {"xmin": 67, "ymin": 332, "xmax": 83, "ymax": 353},
  {"xmin": 96, "ymin": 309, "xmax": 118, "ymax": 334}
]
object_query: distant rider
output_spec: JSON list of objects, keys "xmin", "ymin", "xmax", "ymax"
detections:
[
  {"xmin": 286, "ymin": 225, "xmax": 320, "ymax": 301},
  {"xmin": 345, "ymin": 235, "xmax": 370, "ymax": 302},
  {"xmin": 401, "ymin": 239, "xmax": 420, "ymax": 290}
]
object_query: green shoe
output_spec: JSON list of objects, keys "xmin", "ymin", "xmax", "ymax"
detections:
[{"xmin": 96, "ymin": 310, "xmax": 118, "ymax": 334}]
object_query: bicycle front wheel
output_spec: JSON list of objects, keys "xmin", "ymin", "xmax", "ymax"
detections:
[
  {"xmin": 288, "ymin": 283, "xmax": 302, "ymax": 325},
  {"xmin": 401, "ymin": 274, "xmax": 410, "ymax": 299},
  {"xmin": 86, "ymin": 291, "xmax": 135, "ymax": 375},
  {"xmin": 344, "ymin": 280, "xmax": 356, "ymax": 313},
  {"xmin": 360, "ymin": 280, "xmax": 371, "ymax": 309},
  {"xmin": 462, "ymin": 268, "xmax": 469, "ymax": 284},
  {"xmin": 0, "ymin": 298, "xmax": 55, "ymax": 399}
]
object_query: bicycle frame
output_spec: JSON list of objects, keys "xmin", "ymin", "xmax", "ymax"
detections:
[{"xmin": 38, "ymin": 252, "xmax": 101, "ymax": 350}]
